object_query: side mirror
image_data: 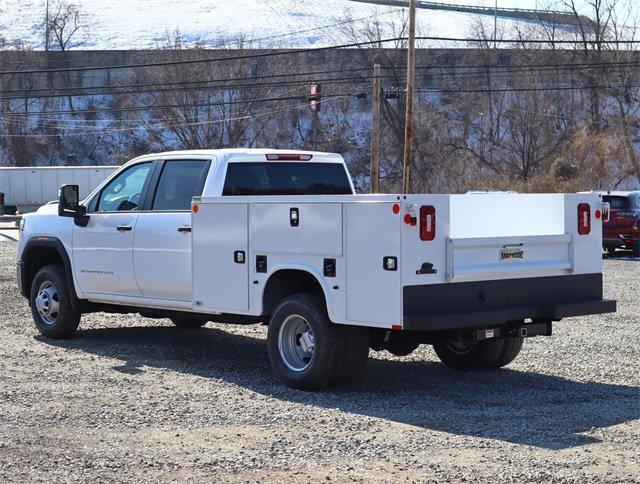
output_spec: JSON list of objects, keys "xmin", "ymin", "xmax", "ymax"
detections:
[
  {"xmin": 58, "ymin": 184, "xmax": 79, "ymax": 216},
  {"xmin": 58, "ymin": 184, "xmax": 90, "ymax": 227}
]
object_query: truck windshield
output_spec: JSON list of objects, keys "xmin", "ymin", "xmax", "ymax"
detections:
[{"xmin": 222, "ymin": 162, "xmax": 353, "ymax": 196}]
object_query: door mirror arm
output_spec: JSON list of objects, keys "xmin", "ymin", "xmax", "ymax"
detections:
[{"xmin": 74, "ymin": 204, "xmax": 90, "ymax": 227}]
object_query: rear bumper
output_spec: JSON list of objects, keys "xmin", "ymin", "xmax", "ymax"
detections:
[{"xmin": 403, "ymin": 274, "xmax": 616, "ymax": 332}]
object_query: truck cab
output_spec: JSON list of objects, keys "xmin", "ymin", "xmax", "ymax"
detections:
[{"xmin": 17, "ymin": 149, "xmax": 616, "ymax": 390}]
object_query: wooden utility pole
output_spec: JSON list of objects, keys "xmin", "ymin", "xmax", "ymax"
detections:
[
  {"xmin": 45, "ymin": 0, "xmax": 50, "ymax": 51},
  {"xmin": 493, "ymin": 0, "xmax": 498, "ymax": 49},
  {"xmin": 370, "ymin": 63, "xmax": 382, "ymax": 193},
  {"xmin": 402, "ymin": 0, "xmax": 417, "ymax": 194}
]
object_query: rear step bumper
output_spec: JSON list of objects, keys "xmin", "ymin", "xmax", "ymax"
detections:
[{"xmin": 403, "ymin": 273, "xmax": 616, "ymax": 332}]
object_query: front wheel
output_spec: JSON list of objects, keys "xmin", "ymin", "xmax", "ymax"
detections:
[
  {"xmin": 267, "ymin": 294, "xmax": 369, "ymax": 390},
  {"xmin": 434, "ymin": 338, "xmax": 523, "ymax": 371},
  {"xmin": 30, "ymin": 264, "xmax": 81, "ymax": 339}
]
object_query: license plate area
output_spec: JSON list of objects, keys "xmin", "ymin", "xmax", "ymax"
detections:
[{"xmin": 446, "ymin": 234, "xmax": 573, "ymax": 283}]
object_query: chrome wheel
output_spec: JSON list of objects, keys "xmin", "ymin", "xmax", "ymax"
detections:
[
  {"xmin": 34, "ymin": 281, "xmax": 60, "ymax": 325},
  {"xmin": 446, "ymin": 341, "xmax": 475, "ymax": 355},
  {"xmin": 278, "ymin": 314, "xmax": 315, "ymax": 372}
]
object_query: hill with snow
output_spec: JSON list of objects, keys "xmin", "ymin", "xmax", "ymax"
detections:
[{"xmin": 1, "ymin": 0, "xmax": 552, "ymax": 50}]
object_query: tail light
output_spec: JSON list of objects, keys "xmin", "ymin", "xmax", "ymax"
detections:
[
  {"xmin": 420, "ymin": 205, "xmax": 436, "ymax": 241},
  {"xmin": 578, "ymin": 203, "xmax": 591, "ymax": 235}
]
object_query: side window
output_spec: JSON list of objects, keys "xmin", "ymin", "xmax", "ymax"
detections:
[
  {"xmin": 152, "ymin": 160, "xmax": 209, "ymax": 211},
  {"xmin": 96, "ymin": 162, "xmax": 152, "ymax": 212}
]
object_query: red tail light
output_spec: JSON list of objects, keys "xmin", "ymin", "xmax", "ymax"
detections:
[
  {"xmin": 420, "ymin": 205, "xmax": 436, "ymax": 241},
  {"xmin": 578, "ymin": 203, "xmax": 591, "ymax": 235}
]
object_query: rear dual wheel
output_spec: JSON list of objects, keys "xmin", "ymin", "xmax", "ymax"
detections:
[
  {"xmin": 434, "ymin": 338, "xmax": 523, "ymax": 371},
  {"xmin": 267, "ymin": 294, "xmax": 369, "ymax": 390}
]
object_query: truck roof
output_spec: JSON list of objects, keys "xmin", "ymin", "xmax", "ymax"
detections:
[{"xmin": 129, "ymin": 148, "xmax": 344, "ymax": 164}]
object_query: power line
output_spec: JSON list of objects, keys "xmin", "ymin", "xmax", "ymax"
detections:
[
  {"xmin": 4, "ymin": 60, "xmax": 639, "ymax": 101},
  {"xmin": 0, "ymin": 93, "xmax": 359, "ymax": 137},
  {"xmin": 1, "ymin": 66, "xmax": 374, "ymax": 95},
  {"xmin": 0, "ymin": 76, "xmax": 374, "ymax": 101},
  {"xmin": 3, "ymin": 35, "xmax": 639, "ymax": 77},
  {"xmin": 0, "ymin": 37, "xmax": 407, "ymax": 76},
  {"xmin": 1, "ymin": 91, "xmax": 364, "ymax": 117},
  {"xmin": 7, "ymin": 58, "xmax": 638, "ymax": 97},
  {"xmin": 2, "ymin": 81, "xmax": 634, "ymax": 121},
  {"xmin": 417, "ymin": 83, "xmax": 640, "ymax": 94}
]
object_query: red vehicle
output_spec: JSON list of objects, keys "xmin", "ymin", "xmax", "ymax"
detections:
[{"xmin": 601, "ymin": 191, "xmax": 640, "ymax": 257}]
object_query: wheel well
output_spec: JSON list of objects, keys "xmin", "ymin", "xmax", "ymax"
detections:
[
  {"xmin": 23, "ymin": 246, "xmax": 64, "ymax": 293},
  {"xmin": 21, "ymin": 241, "xmax": 79, "ymax": 308},
  {"xmin": 262, "ymin": 270, "xmax": 327, "ymax": 316}
]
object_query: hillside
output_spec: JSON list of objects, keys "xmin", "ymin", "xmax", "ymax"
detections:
[{"xmin": 1, "ymin": 0, "xmax": 545, "ymax": 50}]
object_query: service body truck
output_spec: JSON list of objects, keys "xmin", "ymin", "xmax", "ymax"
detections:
[{"xmin": 17, "ymin": 149, "xmax": 616, "ymax": 389}]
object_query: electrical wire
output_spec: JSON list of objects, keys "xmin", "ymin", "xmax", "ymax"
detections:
[
  {"xmin": 0, "ymin": 92, "xmax": 360, "ymax": 137},
  {"xmin": 3, "ymin": 35, "xmax": 638, "ymax": 77}
]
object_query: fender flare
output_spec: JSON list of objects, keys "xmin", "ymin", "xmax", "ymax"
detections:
[
  {"xmin": 20, "ymin": 236, "xmax": 81, "ymax": 308},
  {"xmin": 260, "ymin": 264, "xmax": 339, "ymax": 322}
]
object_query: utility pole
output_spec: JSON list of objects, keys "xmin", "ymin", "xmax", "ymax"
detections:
[
  {"xmin": 45, "ymin": 0, "xmax": 50, "ymax": 52},
  {"xmin": 370, "ymin": 63, "xmax": 382, "ymax": 193},
  {"xmin": 310, "ymin": 83, "xmax": 321, "ymax": 150},
  {"xmin": 493, "ymin": 0, "xmax": 498, "ymax": 49},
  {"xmin": 402, "ymin": 0, "xmax": 417, "ymax": 194}
]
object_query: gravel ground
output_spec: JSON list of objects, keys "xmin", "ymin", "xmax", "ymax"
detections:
[{"xmin": 0, "ymin": 240, "xmax": 638, "ymax": 483}]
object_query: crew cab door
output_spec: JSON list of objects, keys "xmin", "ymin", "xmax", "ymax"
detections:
[
  {"xmin": 72, "ymin": 161, "xmax": 154, "ymax": 297},
  {"xmin": 133, "ymin": 159, "xmax": 211, "ymax": 301}
]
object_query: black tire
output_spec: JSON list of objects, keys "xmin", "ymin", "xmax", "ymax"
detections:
[
  {"xmin": 489, "ymin": 338, "xmax": 524, "ymax": 369},
  {"xmin": 267, "ymin": 294, "xmax": 369, "ymax": 390},
  {"xmin": 170, "ymin": 315, "xmax": 209, "ymax": 328},
  {"xmin": 434, "ymin": 339, "xmax": 507, "ymax": 371},
  {"xmin": 385, "ymin": 333, "xmax": 420, "ymax": 357},
  {"xmin": 30, "ymin": 264, "xmax": 81, "ymax": 339}
]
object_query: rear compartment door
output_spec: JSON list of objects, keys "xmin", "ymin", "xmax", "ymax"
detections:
[
  {"xmin": 344, "ymin": 202, "xmax": 402, "ymax": 326},
  {"xmin": 192, "ymin": 203, "xmax": 249, "ymax": 312}
]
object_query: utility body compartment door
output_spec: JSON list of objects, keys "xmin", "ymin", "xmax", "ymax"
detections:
[
  {"xmin": 344, "ymin": 202, "xmax": 402, "ymax": 326},
  {"xmin": 192, "ymin": 203, "xmax": 249, "ymax": 312}
]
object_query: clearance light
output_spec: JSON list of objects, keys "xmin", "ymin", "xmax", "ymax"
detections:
[{"xmin": 266, "ymin": 154, "xmax": 313, "ymax": 161}]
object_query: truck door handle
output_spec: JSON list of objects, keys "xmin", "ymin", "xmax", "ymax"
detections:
[
  {"xmin": 116, "ymin": 225, "xmax": 132, "ymax": 232},
  {"xmin": 178, "ymin": 227, "xmax": 192, "ymax": 233}
]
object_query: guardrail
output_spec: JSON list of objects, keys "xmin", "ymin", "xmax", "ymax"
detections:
[{"xmin": 350, "ymin": 0, "xmax": 593, "ymax": 27}]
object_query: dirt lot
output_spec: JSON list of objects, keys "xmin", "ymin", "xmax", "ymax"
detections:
[{"xmin": 0, "ymin": 240, "xmax": 638, "ymax": 483}]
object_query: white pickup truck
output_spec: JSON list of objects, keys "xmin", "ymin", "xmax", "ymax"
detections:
[{"xmin": 17, "ymin": 149, "xmax": 616, "ymax": 389}]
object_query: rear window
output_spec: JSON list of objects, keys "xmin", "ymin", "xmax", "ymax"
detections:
[
  {"xmin": 222, "ymin": 162, "xmax": 352, "ymax": 196},
  {"xmin": 603, "ymin": 196, "xmax": 630, "ymax": 210}
]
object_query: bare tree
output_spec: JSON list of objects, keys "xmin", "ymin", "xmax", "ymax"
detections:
[{"xmin": 38, "ymin": 1, "xmax": 85, "ymax": 51}]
